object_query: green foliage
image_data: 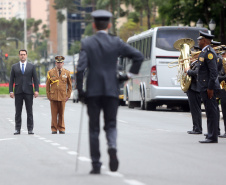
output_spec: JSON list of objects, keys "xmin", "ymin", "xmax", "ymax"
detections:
[
  {"xmin": 119, "ymin": 19, "xmax": 146, "ymax": 42},
  {"xmin": 0, "ymin": 87, "xmax": 9, "ymax": 94},
  {"xmin": 128, "ymin": 12, "xmax": 140, "ymax": 23},
  {"xmin": 0, "ymin": 87, "xmax": 46, "ymax": 95},
  {"xmin": 68, "ymin": 41, "xmax": 81, "ymax": 55},
  {"xmin": 84, "ymin": 23, "xmax": 93, "ymax": 36}
]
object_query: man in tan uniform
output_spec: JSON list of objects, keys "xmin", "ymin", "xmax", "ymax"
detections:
[{"xmin": 46, "ymin": 56, "xmax": 72, "ymax": 134}]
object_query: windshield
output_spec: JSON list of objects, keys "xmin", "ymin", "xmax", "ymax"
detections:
[{"xmin": 156, "ymin": 28, "xmax": 208, "ymax": 51}]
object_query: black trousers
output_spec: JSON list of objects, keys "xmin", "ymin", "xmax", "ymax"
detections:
[
  {"xmin": 87, "ymin": 96, "xmax": 118, "ymax": 168},
  {"xmin": 15, "ymin": 93, "xmax": 34, "ymax": 131},
  {"xmin": 220, "ymin": 90, "xmax": 226, "ymax": 133},
  {"xmin": 200, "ymin": 90, "xmax": 219, "ymax": 141},
  {"xmin": 187, "ymin": 89, "xmax": 202, "ymax": 132}
]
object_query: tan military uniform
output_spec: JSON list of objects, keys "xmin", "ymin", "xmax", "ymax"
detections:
[{"xmin": 46, "ymin": 67, "xmax": 72, "ymax": 132}]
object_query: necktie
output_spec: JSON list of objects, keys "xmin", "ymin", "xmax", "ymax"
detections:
[
  {"xmin": 22, "ymin": 64, "xmax": 24, "ymax": 74},
  {"xmin": 59, "ymin": 69, "xmax": 61, "ymax": 76}
]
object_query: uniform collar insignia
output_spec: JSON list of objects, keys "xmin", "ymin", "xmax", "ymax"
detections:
[{"xmin": 199, "ymin": 57, "xmax": 204, "ymax": 62}]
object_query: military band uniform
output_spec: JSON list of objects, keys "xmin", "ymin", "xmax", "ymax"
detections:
[
  {"xmin": 218, "ymin": 57, "xmax": 226, "ymax": 137},
  {"xmin": 46, "ymin": 66, "xmax": 72, "ymax": 133},
  {"xmin": 76, "ymin": 10, "xmax": 144, "ymax": 173},
  {"xmin": 197, "ymin": 45, "xmax": 220, "ymax": 142},
  {"xmin": 186, "ymin": 60, "xmax": 202, "ymax": 134}
]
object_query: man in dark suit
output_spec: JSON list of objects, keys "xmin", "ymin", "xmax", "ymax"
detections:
[
  {"xmin": 196, "ymin": 31, "xmax": 220, "ymax": 143},
  {"xmin": 185, "ymin": 48, "xmax": 202, "ymax": 134},
  {"xmin": 76, "ymin": 10, "xmax": 143, "ymax": 174},
  {"xmin": 9, "ymin": 49, "xmax": 39, "ymax": 135}
]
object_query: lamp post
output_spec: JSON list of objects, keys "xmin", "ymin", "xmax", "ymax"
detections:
[
  {"xmin": 209, "ymin": 19, "xmax": 216, "ymax": 36},
  {"xmin": 196, "ymin": 19, "xmax": 203, "ymax": 28}
]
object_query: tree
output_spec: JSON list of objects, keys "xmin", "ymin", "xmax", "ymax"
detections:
[
  {"xmin": 68, "ymin": 41, "xmax": 81, "ymax": 55},
  {"xmin": 158, "ymin": 0, "xmax": 226, "ymax": 43}
]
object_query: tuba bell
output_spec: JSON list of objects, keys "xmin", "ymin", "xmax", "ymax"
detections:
[{"xmin": 173, "ymin": 38, "xmax": 195, "ymax": 92}]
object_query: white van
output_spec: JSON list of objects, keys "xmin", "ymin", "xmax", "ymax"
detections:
[{"xmin": 123, "ymin": 26, "xmax": 209, "ymax": 110}]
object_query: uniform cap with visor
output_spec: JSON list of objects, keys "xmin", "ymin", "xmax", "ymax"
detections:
[
  {"xmin": 55, "ymin": 56, "xmax": 65, "ymax": 63},
  {"xmin": 197, "ymin": 31, "xmax": 214, "ymax": 40}
]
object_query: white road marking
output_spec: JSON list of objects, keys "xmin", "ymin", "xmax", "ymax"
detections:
[
  {"xmin": 78, "ymin": 156, "xmax": 91, "ymax": 162},
  {"xmin": 118, "ymin": 120, "xmax": 128, "ymax": 123},
  {"xmin": 124, "ymin": 179, "xmax": 146, "ymax": 185},
  {"xmin": 105, "ymin": 171, "xmax": 124, "ymax": 177},
  {"xmin": 44, "ymin": 140, "xmax": 52, "ymax": 142},
  {"xmin": 0, "ymin": 138, "xmax": 16, "ymax": 141},
  {"xmin": 38, "ymin": 137, "xmax": 46, "ymax": 140},
  {"xmin": 67, "ymin": 151, "xmax": 77, "ymax": 155},
  {"xmin": 8, "ymin": 119, "xmax": 13, "ymax": 122},
  {"xmin": 156, "ymin": 129, "xmax": 171, "ymax": 132},
  {"xmin": 51, "ymin": 143, "xmax": 60, "ymax": 146},
  {"xmin": 58, "ymin": 146, "xmax": 68, "ymax": 150}
]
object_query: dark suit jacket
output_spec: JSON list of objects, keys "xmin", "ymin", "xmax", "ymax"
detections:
[
  {"xmin": 9, "ymin": 62, "xmax": 39, "ymax": 94},
  {"xmin": 196, "ymin": 46, "xmax": 220, "ymax": 91},
  {"xmin": 77, "ymin": 32, "xmax": 144, "ymax": 98},
  {"xmin": 187, "ymin": 60, "xmax": 200, "ymax": 92}
]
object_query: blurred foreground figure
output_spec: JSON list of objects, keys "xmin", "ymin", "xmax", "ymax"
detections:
[{"xmin": 76, "ymin": 10, "xmax": 144, "ymax": 174}]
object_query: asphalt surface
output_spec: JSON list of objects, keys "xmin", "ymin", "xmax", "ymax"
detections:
[{"xmin": 0, "ymin": 97, "xmax": 226, "ymax": 185}]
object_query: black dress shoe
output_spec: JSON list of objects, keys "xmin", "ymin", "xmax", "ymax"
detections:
[
  {"xmin": 90, "ymin": 168, "xmax": 100, "ymax": 174},
  {"xmin": 59, "ymin": 131, "xmax": 65, "ymax": 134},
  {"xmin": 108, "ymin": 148, "xmax": 119, "ymax": 172},
  {"xmin": 52, "ymin": 131, "xmax": 57, "ymax": 134},
  {"xmin": 187, "ymin": 131, "xmax": 202, "ymax": 134},
  {"xmin": 199, "ymin": 139, "xmax": 218, "ymax": 143},
  {"xmin": 219, "ymin": 133, "xmax": 226, "ymax": 138},
  {"xmin": 28, "ymin": 130, "xmax": 34, "ymax": 135},
  {"xmin": 204, "ymin": 133, "xmax": 208, "ymax": 136},
  {"xmin": 14, "ymin": 130, "xmax": 20, "ymax": 135}
]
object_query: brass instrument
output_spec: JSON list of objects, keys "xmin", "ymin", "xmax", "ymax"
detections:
[
  {"xmin": 173, "ymin": 38, "xmax": 195, "ymax": 92},
  {"xmin": 168, "ymin": 45, "xmax": 226, "ymax": 68},
  {"xmin": 220, "ymin": 57, "xmax": 226, "ymax": 91}
]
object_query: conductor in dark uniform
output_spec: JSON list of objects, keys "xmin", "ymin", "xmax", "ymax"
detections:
[
  {"xmin": 76, "ymin": 10, "xmax": 143, "ymax": 174},
  {"xmin": 185, "ymin": 47, "xmax": 202, "ymax": 134},
  {"xmin": 197, "ymin": 31, "xmax": 220, "ymax": 143}
]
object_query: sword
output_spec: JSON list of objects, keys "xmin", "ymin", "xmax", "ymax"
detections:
[{"xmin": 75, "ymin": 103, "xmax": 84, "ymax": 172}]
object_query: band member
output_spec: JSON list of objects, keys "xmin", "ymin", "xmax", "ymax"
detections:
[
  {"xmin": 46, "ymin": 56, "xmax": 72, "ymax": 134},
  {"xmin": 218, "ymin": 47, "xmax": 226, "ymax": 138},
  {"xmin": 186, "ymin": 47, "xmax": 202, "ymax": 134},
  {"xmin": 9, "ymin": 49, "xmax": 39, "ymax": 135},
  {"xmin": 211, "ymin": 40, "xmax": 223, "ymax": 135},
  {"xmin": 76, "ymin": 10, "xmax": 143, "ymax": 174},
  {"xmin": 196, "ymin": 31, "xmax": 220, "ymax": 143}
]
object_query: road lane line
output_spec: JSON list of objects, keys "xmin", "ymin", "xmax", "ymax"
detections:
[
  {"xmin": 0, "ymin": 138, "xmax": 16, "ymax": 141},
  {"xmin": 58, "ymin": 146, "xmax": 68, "ymax": 150},
  {"xmin": 105, "ymin": 171, "xmax": 124, "ymax": 177},
  {"xmin": 44, "ymin": 140, "xmax": 52, "ymax": 142},
  {"xmin": 38, "ymin": 137, "xmax": 46, "ymax": 140},
  {"xmin": 78, "ymin": 156, "xmax": 91, "ymax": 162},
  {"xmin": 124, "ymin": 179, "xmax": 146, "ymax": 185},
  {"xmin": 51, "ymin": 143, "xmax": 60, "ymax": 146},
  {"xmin": 67, "ymin": 151, "xmax": 77, "ymax": 155},
  {"xmin": 118, "ymin": 120, "xmax": 128, "ymax": 123},
  {"xmin": 156, "ymin": 129, "xmax": 171, "ymax": 132}
]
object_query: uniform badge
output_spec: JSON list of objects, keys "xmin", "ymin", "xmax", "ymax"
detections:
[
  {"xmin": 199, "ymin": 57, "xmax": 204, "ymax": 62},
  {"xmin": 208, "ymin": 53, "xmax": 213, "ymax": 60},
  {"xmin": 217, "ymin": 58, "xmax": 219, "ymax": 63},
  {"xmin": 62, "ymin": 74, "xmax": 67, "ymax": 78}
]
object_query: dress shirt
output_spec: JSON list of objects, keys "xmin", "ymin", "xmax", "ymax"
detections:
[{"xmin": 20, "ymin": 61, "xmax": 27, "ymax": 73}]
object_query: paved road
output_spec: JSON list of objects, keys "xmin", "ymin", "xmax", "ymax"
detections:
[{"xmin": 0, "ymin": 97, "xmax": 226, "ymax": 185}]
